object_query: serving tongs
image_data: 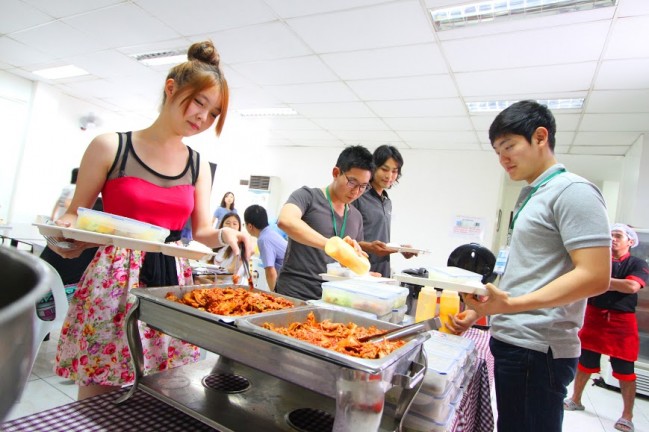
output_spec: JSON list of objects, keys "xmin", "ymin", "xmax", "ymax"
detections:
[
  {"xmin": 357, "ymin": 316, "xmax": 442, "ymax": 344},
  {"xmin": 239, "ymin": 242, "xmax": 255, "ymax": 291}
]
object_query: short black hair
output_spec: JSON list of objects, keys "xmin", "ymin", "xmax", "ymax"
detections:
[
  {"xmin": 489, "ymin": 100, "xmax": 556, "ymax": 151},
  {"xmin": 335, "ymin": 145, "xmax": 374, "ymax": 173},
  {"xmin": 373, "ymin": 145, "xmax": 403, "ymax": 183},
  {"xmin": 71, "ymin": 168, "xmax": 79, "ymax": 185},
  {"xmin": 243, "ymin": 205, "xmax": 269, "ymax": 230}
]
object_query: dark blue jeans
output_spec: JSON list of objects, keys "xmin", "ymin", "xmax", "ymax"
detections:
[{"xmin": 490, "ymin": 337, "xmax": 577, "ymax": 432}]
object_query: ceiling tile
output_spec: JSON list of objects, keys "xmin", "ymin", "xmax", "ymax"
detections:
[
  {"xmin": 407, "ymin": 141, "xmax": 482, "ymax": 150},
  {"xmin": 595, "ymin": 59, "xmax": 649, "ymax": 90},
  {"xmin": 347, "ymin": 74, "xmax": 458, "ymax": 101},
  {"xmin": 605, "ymin": 15, "xmax": 649, "ymax": 59},
  {"xmin": 442, "ymin": 21, "xmax": 609, "ymax": 73},
  {"xmin": 286, "ymin": 1, "xmax": 434, "ymax": 53},
  {"xmin": 397, "ymin": 130, "xmax": 478, "ymax": 144},
  {"xmin": 289, "ymin": 102, "xmax": 376, "ymax": 118},
  {"xmin": 553, "ymin": 113, "xmax": 582, "ymax": 131},
  {"xmin": 232, "ymin": 56, "xmax": 337, "ymax": 85},
  {"xmin": 321, "ymin": 44, "xmax": 448, "ymax": 80},
  {"xmin": 136, "ymin": 0, "xmax": 276, "ymax": 35},
  {"xmin": 587, "ymin": 90, "xmax": 649, "ymax": 113},
  {"xmin": 0, "ymin": 36, "xmax": 55, "ymax": 67},
  {"xmin": 573, "ymin": 131, "xmax": 642, "ymax": 146},
  {"xmin": 456, "ymin": 63, "xmax": 598, "ymax": 97},
  {"xmin": 283, "ymin": 139, "xmax": 346, "ymax": 148},
  {"xmin": 569, "ymin": 146, "xmax": 630, "ymax": 156},
  {"xmin": 21, "ymin": 0, "xmax": 123, "ymax": 19},
  {"xmin": 580, "ymin": 113, "xmax": 649, "ymax": 131},
  {"xmin": 384, "ymin": 116, "xmax": 472, "ymax": 131},
  {"xmin": 555, "ymin": 131, "xmax": 576, "ymax": 146},
  {"xmin": 0, "ymin": 0, "xmax": 53, "ymax": 34},
  {"xmin": 229, "ymin": 86, "xmax": 282, "ymax": 109},
  {"xmin": 312, "ymin": 117, "xmax": 389, "ymax": 131},
  {"xmin": 64, "ymin": 3, "xmax": 181, "ymax": 49},
  {"xmin": 11, "ymin": 21, "xmax": 104, "ymax": 59},
  {"xmin": 617, "ymin": 0, "xmax": 649, "ymax": 17},
  {"xmin": 264, "ymin": 0, "xmax": 385, "ymax": 18},
  {"xmin": 367, "ymin": 98, "xmax": 467, "ymax": 117},
  {"xmin": 266, "ymin": 118, "xmax": 320, "ymax": 130},
  {"xmin": 274, "ymin": 129, "xmax": 335, "ymax": 140},
  {"xmin": 331, "ymin": 130, "xmax": 401, "ymax": 142},
  {"xmin": 203, "ymin": 22, "xmax": 312, "ymax": 64},
  {"xmin": 67, "ymin": 50, "xmax": 152, "ymax": 80},
  {"xmin": 265, "ymin": 82, "xmax": 359, "ymax": 103}
]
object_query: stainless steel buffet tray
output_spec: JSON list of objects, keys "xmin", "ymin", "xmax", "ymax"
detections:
[
  {"xmin": 235, "ymin": 305, "xmax": 429, "ymax": 374},
  {"xmin": 133, "ymin": 283, "xmax": 307, "ymax": 323}
]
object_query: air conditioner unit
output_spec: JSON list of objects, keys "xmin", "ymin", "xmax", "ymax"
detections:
[{"xmin": 246, "ymin": 176, "xmax": 282, "ymax": 221}]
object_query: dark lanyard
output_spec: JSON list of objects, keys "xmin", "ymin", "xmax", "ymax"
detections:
[
  {"xmin": 508, "ymin": 168, "xmax": 566, "ymax": 243},
  {"xmin": 325, "ymin": 186, "xmax": 348, "ymax": 238}
]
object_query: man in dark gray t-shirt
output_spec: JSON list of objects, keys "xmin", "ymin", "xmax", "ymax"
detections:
[{"xmin": 275, "ymin": 146, "xmax": 374, "ymax": 300}]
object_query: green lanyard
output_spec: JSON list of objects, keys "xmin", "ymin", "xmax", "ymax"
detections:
[
  {"xmin": 509, "ymin": 168, "xmax": 566, "ymax": 236},
  {"xmin": 325, "ymin": 186, "xmax": 348, "ymax": 238}
]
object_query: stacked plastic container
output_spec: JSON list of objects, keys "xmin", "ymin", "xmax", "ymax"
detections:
[
  {"xmin": 320, "ymin": 279, "xmax": 409, "ymax": 322},
  {"xmin": 402, "ymin": 331, "xmax": 477, "ymax": 432}
]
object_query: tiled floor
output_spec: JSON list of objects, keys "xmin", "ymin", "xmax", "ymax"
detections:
[{"xmin": 6, "ymin": 327, "xmax": 649, "ymax": 431}]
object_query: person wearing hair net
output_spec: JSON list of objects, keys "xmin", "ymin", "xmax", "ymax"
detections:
[{"xmin": 565, "ymin": 223, "xmax": 649, "ymax": 432}]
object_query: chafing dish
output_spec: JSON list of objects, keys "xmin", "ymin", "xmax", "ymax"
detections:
[{"xmin": 119, "ymin": 285, "xmax": 428, "ymax": 431}]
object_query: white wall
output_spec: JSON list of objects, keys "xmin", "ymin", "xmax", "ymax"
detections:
[{"xmin": 618, "ymin": 134, "xmax": 649, "ymax": 227}]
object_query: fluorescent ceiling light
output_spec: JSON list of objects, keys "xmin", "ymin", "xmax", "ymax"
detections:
[
  {"xmin": 32, "ymin": 65, "xmax": 89, "ymax": 79},
  {"xmin": 467, "ymin": 98, "xmax": 584, "ymax": 112},
  {"xmin": 132, "ymin": 50, "xmax": 186, "ymax": 66},
  {"xmin": 430, "ymin": 0, "xmax": 617, "ymax": 31},
  {"xmin": 238, "ymin": 108, "xmax": 298, "ymax": 117}
]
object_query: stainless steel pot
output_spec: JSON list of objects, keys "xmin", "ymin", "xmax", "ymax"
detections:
[{"xmin": 0, "ymin": 247, "xmax": 51, "ymax": 422}]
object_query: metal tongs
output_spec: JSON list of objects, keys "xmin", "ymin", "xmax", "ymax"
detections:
[
  {"xmin": 357, "ymin": 316, "xmax": 442, "ymax": 344},
  {"xmin": 239, "ymin": 242, "xmax": 255, "ymax": 291}
]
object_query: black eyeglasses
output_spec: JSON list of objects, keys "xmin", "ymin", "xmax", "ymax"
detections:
[{"xmin": 342, "ymin": 173, "xmax": 370, "ymax": 193}]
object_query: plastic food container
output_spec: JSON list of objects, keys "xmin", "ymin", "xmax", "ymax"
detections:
[
  {"xmin": 402, "ymin": 403, "xmax": 457, "ymax": 432},
  {"xmin": 76, "ymin": 207, "xmax": 169, "ymax": 242},
  {"xmin": 321, "ymin": 280, "xmax": 409, "ymax": 317},
  {"xmin": 410, "ymin": 373, "xmax": 463, "ymax": 422},
  {"xmin": 420, "ymin": 346, "xmax": 463, "ymax": 397},
  {"xmin": 326, "ymin": 262, "xmax": 355, "ymax": 277},
  {"xmin": 390, "ymin": 304, "xmax": 408, "ymax": 323}
]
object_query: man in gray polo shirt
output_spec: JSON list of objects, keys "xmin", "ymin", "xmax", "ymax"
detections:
[
  {"xmin": 448, "ymin": 100, "xmax": 611, "ymax": 432},
  {"xmin": 352, "ymin": 145, "xmax": 416, "ymax": 278},
  {"xmin": 275, "ymin": 145, "xmax": 374, "ymax": 300}
]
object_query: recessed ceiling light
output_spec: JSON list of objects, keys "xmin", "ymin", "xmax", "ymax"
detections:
[
  {"xmin": 132, "ymin": 50, "xmax": 186, "ymax": 66},
  {"xmin": 466, "ymin": 98, "xmax": 584, "ymax": 113},
  {"xmin": 430, "ymin": 0, "xmax": 617, "ymax": 31},
  {"xmin": 32, "ymin": 65, "xmax": 89, "ymax": 79},
  {"xmin": 238, "ymin": 108, "xmax": 298, "ymax": 117}
]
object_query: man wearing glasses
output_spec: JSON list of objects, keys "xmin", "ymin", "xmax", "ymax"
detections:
[{"xmin": 276, "ymin": 145, "xmax": 374, "ymax": 300}]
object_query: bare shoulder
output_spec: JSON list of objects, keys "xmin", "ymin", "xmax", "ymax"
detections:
[{"xmin": 88, "ymin": 132, "xmax": 119, "ymax": 153}]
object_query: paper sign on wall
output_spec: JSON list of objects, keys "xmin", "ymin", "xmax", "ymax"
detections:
[{"xmin": 451, "ymin": 215, "xmax": 485, "ymax": 242}]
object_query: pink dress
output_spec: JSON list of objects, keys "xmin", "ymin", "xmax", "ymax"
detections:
[{"xmin": 55, "ymin": 132, "xmax": 201, "ymax": 386}]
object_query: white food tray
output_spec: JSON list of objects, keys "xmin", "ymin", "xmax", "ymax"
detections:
[
  {"xmin": 318, "ymin": 273, "xmax": 398, "ymax": 284},
  {"xmin": 34, "ymin": 223, "xmax": 215, "ymax": 261},
  {"xmin": 386, "ymin": 243, "xmax": 431, "ymax": 254},
  {"xmin": 393, "ymin": 273, "xmax": 488, "ymax": 296}
]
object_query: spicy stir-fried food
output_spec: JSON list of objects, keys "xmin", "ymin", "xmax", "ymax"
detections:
[
  {"xmin": 263, "ymin": 312, "xmax": 405, "ymax": 359},
  {"xmin": 166, "ymin": 287, "xmax": 294, "ymax": 316}
]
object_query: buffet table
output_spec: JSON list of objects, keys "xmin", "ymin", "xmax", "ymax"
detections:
[
  {"xmin": 449, "ymin": 327, "xmax": 494, "ymax": 432},
  {"xmin": 1, "ymin": 328, "xmax": 494, "ymax": 432}
]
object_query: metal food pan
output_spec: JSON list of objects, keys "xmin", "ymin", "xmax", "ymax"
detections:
[
  {"xmin": 235, "ymin": 305, "xmax": 429, "ymax": 372},
  {"xmin": 131, "ymin": 283, "xmax": 307, "ymax": 324}
]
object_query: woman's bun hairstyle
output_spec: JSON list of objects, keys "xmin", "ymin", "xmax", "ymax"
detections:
[{"xmin": 187, "ymin": 40, "xmax": 220, "ymax": 67}]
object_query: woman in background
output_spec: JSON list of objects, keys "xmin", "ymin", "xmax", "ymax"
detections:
[
  {"xmin": 48, "ymin": 40, "xmax": 252, "ymax": 400},
  {"xmin": 212, "ymin": 191, "xmax": 236, "ymax": 227},
  {"xmin": 213, "ymin": 212, "xmax": 247, "ymax": 285}
]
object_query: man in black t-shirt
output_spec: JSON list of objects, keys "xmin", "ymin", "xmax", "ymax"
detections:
[{"xmin": 565, "ymin": 223, "xmax": 649, "ymax": 432}]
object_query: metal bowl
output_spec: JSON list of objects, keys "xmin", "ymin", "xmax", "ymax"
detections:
[{"xmin": 0, "ymin": 246, "xmax": 51, "ymax": 422}]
